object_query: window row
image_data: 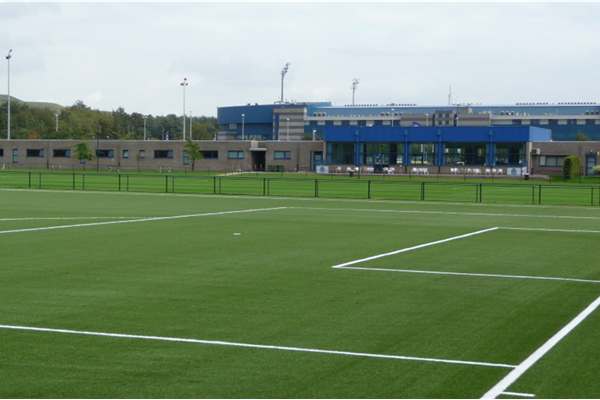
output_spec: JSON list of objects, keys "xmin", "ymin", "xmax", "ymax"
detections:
[{"xmin": 326, "ymin": 142, "xmax": 525, "ymax": 166}]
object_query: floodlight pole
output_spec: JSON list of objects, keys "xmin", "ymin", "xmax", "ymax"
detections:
[
  {"xmin": 6, "ymin": 49, "xmax": 12, "ymax": 140},
  {"xmin": 351, "ymin": 78, "xmax": 359, "ymax": 106},
  {"xmin": 280, "ymin": 63, "xmax": 290, "ymax": 103},
  {"xmin": 241, "ymin": 114, "xmax": 245, "ymax": 141},
  {"xmin": 189, "ymin": 111, "xmax": 192, "ymax": 141},
  {"xmin": 55, "ymin": 114, "xmax": 58, "ymax": 132},
  {"xmin": 181, "ymin": 78, "xmax": 188, "ymax": 140},
  {"xmin": 143, "ymin": 115, "xmax": 147, "ymax": 140}
]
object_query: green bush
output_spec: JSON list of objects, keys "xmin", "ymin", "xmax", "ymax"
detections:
[
  {"xmin": 563, "ymin": 155, "xmax": 581, "ymax": 181},
  {"xmin": 593, "ymin": 165, "xmax": 600, "ymax": 176}
]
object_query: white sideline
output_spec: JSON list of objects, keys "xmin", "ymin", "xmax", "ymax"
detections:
[
  {"xmin": 331, "ymin": 227, "xmax": 499, "ymax": 269},
  {"xmin": 481, "ymin": 294, "xmax": 600, "ymax": 399},
  {"xmin": 334, "ymin": 266, "xmax": 600, "ymax": 284},
  {"xmin": 0, "ymin": 207, "xmax": 287, "ymax": 235},
  {"xmin": 0, "ymin": 324, "xmax": 516, "ymax": 369}
]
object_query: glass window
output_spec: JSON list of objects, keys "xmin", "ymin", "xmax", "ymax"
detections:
[
  {"xmin": 443, "ymin": 143, "xmax": 489, "ymax": 166},
  {"xmin": 13, "ymin": 149, "xmax": 18, "ymax": 163},
  {"xmin": 53, "ymin": 149, "xmax": 71, "ymax": 158},
  {"xmin": 26, "ymin": 149, "xmax": 44, "ymax": 157},
  {"xmin": 567, "ymin": 119, "xmax": 577, "ymax": 125},
  {"xmin": 326, "ymin": 142, "xmax": 356, "ymax": 165},
  {"xmin": 494, "ymin": 143, "xmax": 524, "ymax": 166},
  {"xmin": 540, "ymin": 156, "xmax": 566, "ymax": 167},
  {"xmin": 228, "ymin": 150, "xmax": 244, "ymax": 159},
  {"xmin": 183, "ymin": 151, "xmax": 189, "ymax": 165},
  {"xmin": 586, "ymin": 119, "xmax": 596, "ymax": 125},
  {"xmin": 97, "ymin": 149, "xmax": 114, "ymax": 158},
  {"xmin": 154, "ymin": 150, "xmax": 173, "ymax": 159},
  {"xmin": 274, "ymin": 151, "xmax": 291, "ymax": 159},
  {"xmin": 139, "ymin": 150, "xmax": 145, "ymax": 159},
  {"xmin": 123, "ymin": 150, "xmax": 129, "ymax": 158},
  {"xmin": 548, "ymin": 119, "xmax": 559, "ymax": 125},
  {"xmin": 200, "ymin": 150, "xmax": 218, "ymax": 159},
  {"xmin": 512, "ymin": 119, "xmax": 522, "ymax": 125},
  {"xmin": 530, "ymin": 119, "xmax": 541, "ymax": 125},
  {"xmin": 0, "ymin": 149, "xmax": 3, "ymax": 157},
  {"xmin": 410, "ymin": 143, "xmax": 436, "ymax": 165}
]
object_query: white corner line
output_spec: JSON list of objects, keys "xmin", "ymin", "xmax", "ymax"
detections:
[
  {"xmin": 481, "ymin": 294, "xmax": 600, "ymax": 399},
  {"xmin": 331, "ymin": 227, "xmax": 499, "ymax": 269},
  {"xmin": 501, "ymin": 392, "xmax": 535, "ymax": 398},
  {"xmin": 0, "ymin": 324, "xmax": 516, "ymax": 370},
  {"xmin": 0, "ymin": 207, "xmax": 287, "ymax": 235},
  {"xmin": 334, "ymin": 266, "xmax": 600, "ymax": 285}
]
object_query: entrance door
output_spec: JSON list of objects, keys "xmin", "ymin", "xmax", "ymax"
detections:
[
  {"xmin": 311, "ymin": 151, "xmax": 323, "ymax": 171},
  {"xmin": 374, "ymin": 153, "xmax": 389, "ymax": 172},
  {"xmin": 586, "ymin": 156, "xmax": 596, "ymax": 176},
  {"xmin": 251, "ymin": 151, "xmax": 266, "ymax": 171}
]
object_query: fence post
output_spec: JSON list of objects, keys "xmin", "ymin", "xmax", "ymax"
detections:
[
  {"xmin": 263, "ymin": 178, "xmax": 266, "ymax": 196},
  {"xmin": 172, "ymin": 176, "xmax": 175, "ymax": 193},
  {"xmin": 539, "ymin": 185, "xmax": 542, "ymax": 204},
  {"xmin": 368, "ymin": 180, "xmax": 371, "ymax": 199},
  {"xmin": 39, "ymin": 172, "xmax": 42, "ymax": 189},
  {"xmin": 28, "ymin": 171, "xmax": 31, "ymax": 189},
  {"xmin": 118, "ymin": 174, "xmax": 121, "ymax": 191},
  {"xmin": 315, "ymin": 179, "xmax": 319, "ymax": 197},
  {"xmin": 165, "ymin": 176, "xmax": 168, "ymax": 193},
  {"xmin": 82, "ymin": 174, "xmax": 85, "ymax": 190},
  {"xmin": 421, "ymin": 181, "xmax": 425, "ymax": 201},
  {"xmin": 213, "ymin": 176, "xmax": 216, "ymax": 194}
]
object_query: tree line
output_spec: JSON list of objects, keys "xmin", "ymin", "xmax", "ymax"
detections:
[{"xmin": 0, "ymin": 100, "xmax": 219, "ymax": 141}]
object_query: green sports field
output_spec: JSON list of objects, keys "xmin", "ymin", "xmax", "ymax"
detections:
[{"xmin": 1, "ymin": 188, "xmax": 600, "ymax": 398}]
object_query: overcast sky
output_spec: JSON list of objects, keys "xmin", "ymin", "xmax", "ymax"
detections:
[{"xmin": 1, "ymin": 2, "xmax": 600, "ymax": 117}]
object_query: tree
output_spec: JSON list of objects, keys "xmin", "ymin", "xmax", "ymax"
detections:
[
  {"xmin": 71, "ymin": 141, "xmax": 95, "ymax": 171},
  {"xmin": 563, "ymin": 155, "xmax": 581, "ymax": 181},
  {"xmin": 575, "ymin": 131, "xmax": 591, "ymax": 141},
  {"xmin": 593, "ymin": 165, "xmax": 600, "ymax": 177},
  {"xmin": 184, "ymin": 138, "xmax": 203, "ymax": 172}
]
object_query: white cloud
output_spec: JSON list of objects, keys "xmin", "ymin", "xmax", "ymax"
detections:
[{"xmin": 1, "ymin": 2, "xmax": 599, "ymax": 116}]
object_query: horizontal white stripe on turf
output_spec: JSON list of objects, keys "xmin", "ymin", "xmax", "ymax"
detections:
[
  {"xmin": 334, "ymin": 266, "xmax": 600, "ymax": 284},
  {"xmin": 0, "ymin": 207, "xmax": 287, "ymax": 235},
  {"xmin": 0, "ymin": 324, "xmax": 516, "ymax": 369}
]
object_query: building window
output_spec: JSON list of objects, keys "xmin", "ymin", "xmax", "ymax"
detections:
[
  {"xmin": 183, "ymin": 151, "xmax": 189, "ymax": 165},
  {"xmin": 548, "ymin": 119, "xmax": 559, "ymax": 125},
  {"xmin": 410, "ymin": 143, "xmax": 436, "ymax": 165},
  {"xmin": 494, "ymin": 143, "xmax": 524, "ymax": 166},
  {"xmin": 200, "ymin": 150, "xmax": 218, "ymax": 159},
  {"xmin": 586, "ymin": 119, "xmax": 596, "ymax": 125},
  {"xmin": 97, "ymin": 149, "xmax": 114, "ymax": 158},
  {"xmin": 154, "ymin": 150, "xmax": 173, "ymax": 159},
  {"xmin": 228, "ymin": 150, "xmax": 244, "ymax": 159},
  {"xmin": 13, "ymin": 149, "xmax": 18, "ymax": 163},
  {"xmin": 373, "ymin": 120, "xmax": 383, "ymax": 126},
  {"xmin": 325, "ymin": 120, "xmax": 334, "ymax": 126},
  {"xmin": 326, "ymin": 142, "xmax": 356, "ymax": 165},
  {"xmin": 567, "ymin": 119, "xmax": 577, "ymax": 125},
  {"xmin": 358, "ymin": 143, "xmax": 403, "ymax": 166},
  {"xmin": 0, "ymin": 149, "xmax": 3, "ymax": 157},
  {"xmin": 443, "ymin": 143, "xmax": 489, "ymax": 166},
  {"xmin": 53, "ymin": 149, "xmax": 71, "ymax": 158},
  {"xmin": 26, "ymin": 149, "xmax": 44, "ymax": 157},
  {"xmin": 539, "ymin": 156, "xmax": 566, "ymax": 167},
  {"xmin": 341, "ymin": 120, "xmax": 350, "ymax": 126},
  {"xmin": 139, "ymin": 150, "xmax": 145, "ymax": 159},
  {"xmin": 530, "ymin": 119, "xmax": 541, "ymax": 125},
  {"xmin": 512, "ymin": 119, "xmax": 522, "ymax": 125},
  {"xmin": 274, "ymin": 151, "xmax": 291, "ymax": 160},
  {"xmin": 229, "ymin": 124, "xmax": 237, "ymax": 129},
  {"xmin": 123, "ymin": 150, "xmax": 129, "ymax": 158}
]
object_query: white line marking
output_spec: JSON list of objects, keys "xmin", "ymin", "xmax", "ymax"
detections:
[
  {"xmin": 0, "ymin": 207, "xmax": 287, "ymax": 235},
  {"xmin": 501, "ymin": 227, "xmax": 600, "ymax": 234},
  {"xmin": 501, "ymin": 392, "xmax": 535, "ymax": 398},
  {"xmin": 0, "ymin": 324, "xmax": 515, "ymax": 369},
  {"xmin": 291, "ymin": 206, "xmax": 600, "ymax": 221},
  {"xmin": 0, "ymin": 217, "xmax": 147, "ymax": 221},
  {"xmin": 335, "ymin": 266, "xmax": 600, "ymax": 284},
  {"xmin": 481, "ymin": 295, "xmax": 600, "ymax": 399},
  {"xmin": 331, "ymin": 228, "xmax": 498, "ymax": 269}
]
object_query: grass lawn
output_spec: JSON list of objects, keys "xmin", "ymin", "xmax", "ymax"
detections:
[{"xmin": 1, "ymin": 188, "xmax": 600, "ymax": 398}]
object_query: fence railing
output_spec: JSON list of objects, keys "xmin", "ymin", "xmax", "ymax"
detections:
[{"xmin": 1, "ymin": 171, "xmax": 599, "ymax": 206}]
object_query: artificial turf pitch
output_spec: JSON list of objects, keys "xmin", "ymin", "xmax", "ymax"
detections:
[{"xmin": 1, "ymin": 188, "xmax": 600, "ymax": 398}]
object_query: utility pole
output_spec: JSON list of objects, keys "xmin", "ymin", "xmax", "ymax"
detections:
[
  {"xmin": 181, "ymin": 78, "xmax": 188, "ymax": 140},
  {"xmin": 351, "ymin": 78, "xmax": 359, "ymax": 106},
  {"xmin": 6, "ymin": 49, "xmax": 12, "ymax": 140}
]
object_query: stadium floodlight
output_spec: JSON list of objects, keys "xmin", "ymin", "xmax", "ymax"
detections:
[
  {"xmin": 181, "ymin": 78, "xmax": 188, "ymax": 140},
  {"xmin": 6, "ymin": 49, "xmax": 12, "ymax": 140},
  {"xmin": 351, "ymin": 78, "xmax": 359, "ymax": 106},
  {"xmin": 280, "ymin": 63, "xmax": 290, "ymax": 103},
  {"xmin": 241, "ymin": 114, "xmax": 245, "ymax": 141}
]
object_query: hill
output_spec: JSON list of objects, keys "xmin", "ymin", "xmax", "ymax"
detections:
[{"xmin": 0, "ymin": 94, "xmax": 65, "ymax": 113}]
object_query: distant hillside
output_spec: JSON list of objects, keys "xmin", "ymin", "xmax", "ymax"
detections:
[{"xmin": 0, "ymin": 94, "xmax": 65, "ymax": 113}]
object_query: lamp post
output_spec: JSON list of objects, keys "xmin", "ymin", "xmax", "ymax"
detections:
[
  {"xmin": 6, "ymin": 49, "xmax": 12, "ymax": 140},
  {"xmin": 280, "ymin": 63, "xmax": 290, "ymax": 103},
  {"xmin": 241, "ymin": 114, "xmax": 245, "ymax": 141},
  {"xmin": 351, "ymin": 78, "xmax": 359, "ymax": 106},
  {"xmin": 180, "ymin": 78, "xmax": 188, "ymax": 140},
  {"xmin": 55, "ymin": 114, "xmax": 58, "ymax": 133},
  {"xmin": 286, "ymin": 118, "xmax": 289, "ymax": 141},
  {"xmin": 189, "ymin": 111, "xmax": 192, "ymax": 140},
  {"xmin": 143, "ymin": 115, "xmax": 147, "ymax": 140}
]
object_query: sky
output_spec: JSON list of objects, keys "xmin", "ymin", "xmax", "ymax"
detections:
[{"xmin": 1, "ymin": 2, "xmax": 600, "ymax": 118}]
